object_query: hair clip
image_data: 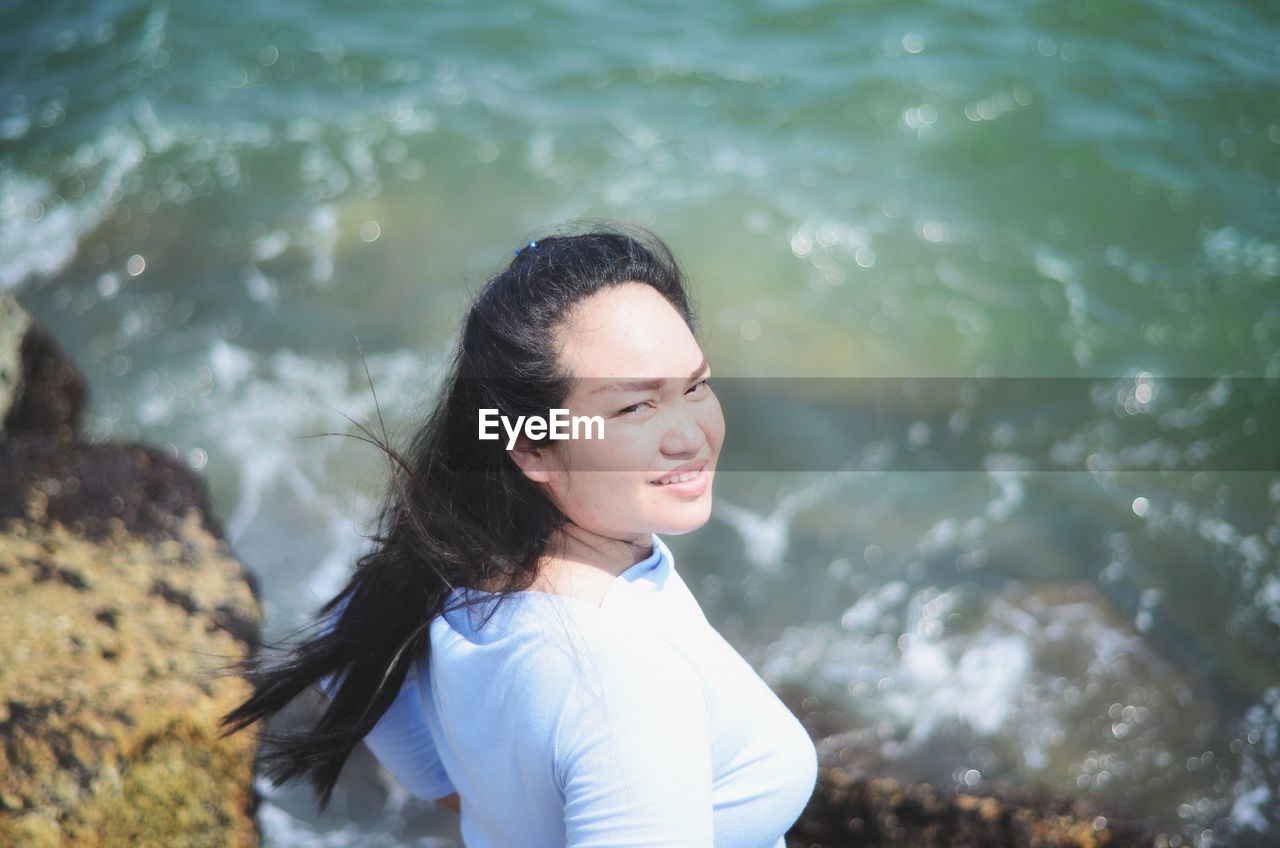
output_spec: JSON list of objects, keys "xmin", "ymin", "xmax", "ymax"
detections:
[{"xmin": 514, "ymin": 240, "xmax": 538, "ymax": 258}]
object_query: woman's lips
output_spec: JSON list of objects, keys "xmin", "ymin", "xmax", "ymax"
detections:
[
  {"xmin": 649, "ymin": 458, "xmax": 708, "ymax": 484},
  {"xmin": 648, "ymin": 466, "xmax": 709, "ymax": 497}
]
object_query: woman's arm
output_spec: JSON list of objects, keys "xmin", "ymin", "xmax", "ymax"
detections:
[
  {"xmin": 317, "ymin": 668, "xmax": 457, "ymax": 803},
  {"xmin": 437, "ymin": 792, "xmax": 460, "ymax": 813},
  {"xmin": 352, "ymin": 673, "xmax": 458, "ymax": 802},
  {"xmin": 317, "ymin": 602, "xmax": 457, "ymax": 803}
]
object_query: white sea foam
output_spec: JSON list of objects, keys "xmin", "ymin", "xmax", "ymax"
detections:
[
  {"xmin": 1228, "ymin": 687, "xmax": 1280, "ymax": 835},
  {"xmin": 118, "ymin": 338, "xmax": 448, "ymax": 632},
  {"xmin": 1202, "ymin": 226, "xmax": 1279, "ymax": 282},
  {"xmin": 306, "ymin": 205, "xmax": 340, "ymax": 284},
  {"xmin": 0, "ymin": 122, "xmax": 145, "ymax": 290},
  {"xmin": 984, "ymin": 470, "xmax": 1027, "ymax": 521},
  {"xmin": 757, "ymin": 579, "xmax": 1190, "ymax": 790},
  {"xmin": 255, "ymin": 753, "xmax": 463, "ymax": 846},
  {"xmin": 711, "ymin": 473, "xmax": 852, "ymax": 574}
]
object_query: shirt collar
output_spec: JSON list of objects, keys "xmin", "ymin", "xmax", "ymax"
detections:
[{"xmin": 444, "ymin": 532, "xmax": 673, "ymax": 636}]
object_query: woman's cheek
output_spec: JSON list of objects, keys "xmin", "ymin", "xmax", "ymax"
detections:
[
  {"xmin": 606, "ymin": 422, "xmax": 653, "ymax": 470},
  {"xmin": 702, "ymin": 396, "xmax": 726, "ymax": 451}
]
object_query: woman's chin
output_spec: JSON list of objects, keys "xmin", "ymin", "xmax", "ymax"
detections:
[{"xmin": 649, "ymin": 500, "xmax": 714, "ymax": 535}]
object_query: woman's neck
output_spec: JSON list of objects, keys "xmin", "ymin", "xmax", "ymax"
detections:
[
  {"xmin": 531, "ymin": 525, "xmax": 653, "ymax": 602},
  {"xmin": 545, "ymin": 524, "xmax": 654, "ymax": 578},
  {"xmin": 473, "ymin": 525, "xmax": 654, "ymax": 601}
]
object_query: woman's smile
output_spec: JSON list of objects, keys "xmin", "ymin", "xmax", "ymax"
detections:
[{"xmin": 649, "ymin": 461, "xmax": 711, "ymax": 497}]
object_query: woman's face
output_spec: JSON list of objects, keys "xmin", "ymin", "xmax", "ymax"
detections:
[{"xmin": 511, "ymin": 282, "xmax": 724, "ymax": 542}]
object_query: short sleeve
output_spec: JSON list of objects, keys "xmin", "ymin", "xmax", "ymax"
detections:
[
  {"xmin": 553, "ymin": 636, "xmax": 714, "ymax": 847},
  {"xmin": 317, "ymin": 609, "xmax": 456, "ymax": 801},
  {"xmin": 371, "ymin": 673, "xmax": 455, "ymax": 800}
]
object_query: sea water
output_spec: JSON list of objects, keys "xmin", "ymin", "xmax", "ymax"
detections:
[{"xmin": 4, "ymin": 1, "xmax": 1278, "ymax": 845}]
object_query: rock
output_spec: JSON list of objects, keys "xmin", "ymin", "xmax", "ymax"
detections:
[
  {"xmin": 774, "ymin": 682, "xmax": 1162, "ymax": 847},
  {"xmin": 0, "ymin": 295, "xmax": 262, "ymax": 846},
  {"xmin": 0, "ymin": 293, "xmax": 85, "ymax": 443},
  {"xmin": 0, "ymin": 293, "xmax": 32, "ymax": 422},
  {"xmin": 0, "ymin": 436, "xmax": 239, "ymax": 554},
  {"xmin": 786, "ymin": 765, "xmax": 1159, "ymax": 848}
]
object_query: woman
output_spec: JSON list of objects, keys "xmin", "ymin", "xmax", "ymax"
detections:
[{"xmin": 219, "ymin": 223, "xmax": 818, "ymax": 846}]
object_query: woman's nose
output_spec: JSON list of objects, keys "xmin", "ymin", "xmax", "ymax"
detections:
[{"xmin": 661, "ymin": 407, "xmax": 705, "ymax": 453}]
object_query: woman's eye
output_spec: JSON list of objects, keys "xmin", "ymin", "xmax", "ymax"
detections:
[{"xmin": 618, "ymin": 381, "xmax": 709, "ymax": 416}]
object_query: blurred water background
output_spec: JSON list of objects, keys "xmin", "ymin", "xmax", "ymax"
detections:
[{"xmin": 2, "ymin": 0, "xmax": 1278, "ymax": 845}]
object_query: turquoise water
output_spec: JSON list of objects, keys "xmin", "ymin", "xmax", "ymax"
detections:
[{"xmin": 3, "ymin": 0, "xmax": 1278, "ymax": 844}]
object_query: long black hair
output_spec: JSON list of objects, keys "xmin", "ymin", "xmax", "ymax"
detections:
[{"xmin": 217, "ymin": 220, "xmax": 700, "ymax": 810}]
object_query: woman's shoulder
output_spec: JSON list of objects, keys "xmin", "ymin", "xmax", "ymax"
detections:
[
  {"xmin": 512, "ymin": 607, "xmax": 700, "ymax": 697},
  {"xmin": 430, "ymin": 590, "xmax": 702, "ymax": 697}
]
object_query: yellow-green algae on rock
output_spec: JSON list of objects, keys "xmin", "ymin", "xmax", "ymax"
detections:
[{"xmin": 0, "ymin": 510, "xmax": 261, "ymax": 847}]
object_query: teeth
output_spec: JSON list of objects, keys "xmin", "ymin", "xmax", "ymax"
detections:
[{"xmin": 655, "ymin": 468, "xmax": 702, "ymax": 485}]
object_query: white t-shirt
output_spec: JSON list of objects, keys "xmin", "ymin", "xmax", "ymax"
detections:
[{"xmin": 325, "ymin": 533, "xmax": 817, "ymax": 847}]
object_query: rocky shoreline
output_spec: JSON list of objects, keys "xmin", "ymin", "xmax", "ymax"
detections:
[
  {"xmin": 0, "ymin": 291, "xmax": 1160, "ymax": 846},
  {"xmin": 776, "ymin": 682, "xmax": 1165, "ymax": 847},
  {"xmin": 0, "ymin": 293, "xmax": 262, "ymax": 846}
]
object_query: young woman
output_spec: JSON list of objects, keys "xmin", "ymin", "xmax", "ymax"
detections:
[{"xmin": 219, "ymin": 223, "xmax": 818, "ymax": 846}]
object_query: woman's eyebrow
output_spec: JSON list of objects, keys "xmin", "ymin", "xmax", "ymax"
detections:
[{"xmin": 590, "ymin": 358, "xmax": 709, "ymax": 395}]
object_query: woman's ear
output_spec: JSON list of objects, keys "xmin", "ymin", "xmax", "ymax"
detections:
[{"xmin": 506, "ymin": 436, "xmax": 553, "ymax": 484}]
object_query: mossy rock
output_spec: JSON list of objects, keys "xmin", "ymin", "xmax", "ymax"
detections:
[
  {"xmin": 0, "ymin": 468, "xmax": 262, "ymax": 844},
  {"xmin": 0, "ymin": 292, "xmax": 85, "ymax": 443},
  {"xmin": 786, "ymin": 765, "xmax": 1160, "ymax": 847}
]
